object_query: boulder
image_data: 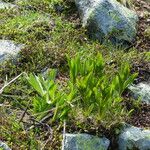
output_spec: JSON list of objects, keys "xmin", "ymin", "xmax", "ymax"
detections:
[
  {"xmin": 75, "ymin": 0, "xmax": 138, "ymax": 43},
  {"xmin": 0, "ymin": 40, "xmax": 23, "ymax": 63},
  {"xmin": 0, "ymin": 141, "xmax": 11, "ymax": 150},
  {"xmin": 118, "ymin": 125, "xmax": 150, "ymax": 150},
  {"xmin": 63, "ymin": 133, "xmax": 110, "ymax": 150},
  {"xmin": 129, "ymin": 82, "xmax": 150, "ymax": 104}
]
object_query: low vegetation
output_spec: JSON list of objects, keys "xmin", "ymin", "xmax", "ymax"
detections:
[
  {"xmin": 0, "ymin": 0, "xmax": 149, "ymax": 149},
  {"xmin": 26, "ymin": 52, "xmax": 137, "ymax": 126}
]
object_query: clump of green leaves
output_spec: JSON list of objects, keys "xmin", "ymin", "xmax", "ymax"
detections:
[
  {"xmin": 27, "ymin": 52, "xmax": 137, "ymax": 127},
  {"xmin": 68, "ymin": 52, "xmax": 137, "ymax": 126},
  {"xmin": 26, "ymin": 69, "xmax": 76, "ymax": 121}
]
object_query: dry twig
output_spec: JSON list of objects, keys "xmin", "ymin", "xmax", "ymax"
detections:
[{"xmin": 0, "ymin": 72, "xmax": 27, "ymax": 94}]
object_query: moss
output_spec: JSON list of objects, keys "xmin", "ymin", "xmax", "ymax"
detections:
[
  {"xmin": 0, "ymin": 10, "xmax": 51, "ymax": 42},
  {"xmin": 144, "ymin": 26, "xmax": 150, "ymax": 39},
  {"xmin": 0, "ymin": 0, "xmax": 149, "ymax": 149},
  {"xmin": 2, "ymin": 0, "xmax": 15, "ymax": 2}
]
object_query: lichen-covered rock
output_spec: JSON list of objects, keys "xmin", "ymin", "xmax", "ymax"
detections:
[
  {"xmin": 0, "ymin": 141, "xmax": 11, "ymax": 150},
  {"xmin": 118, "ymin": 125, "xmax": 150, "ymax": 150},
  {"xmin": 63, "ymin": 133, "xmax": 110, "ymax": 150},
  {"xmin": 0, "ymin": 0, "xmax": 15, "ymax": 9},
  {"xmin": 129, "ymin": 82, "xmax": 150, "ymax": 104},
  {"xmin": 0, "ymin": 40, "xmax": 23, "ymax": 63},
  {"xmin": 75, "ymin": 0, "xmax": 138, "ymax": 43}
]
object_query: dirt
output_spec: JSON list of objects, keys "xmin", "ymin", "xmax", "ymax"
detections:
[
  {"xmin": 127, "ymin": 0, "xmax": 150, "ymax": 129},
  {"xmin": 134, "ymin": 0, "xmax": 150, "ymax": 51},
  {"xmin": 128, "ymin": 103, "xmax": 150, "ymax": 128}
]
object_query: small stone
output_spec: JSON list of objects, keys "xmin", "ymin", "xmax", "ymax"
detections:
[
  {"xmin": 63, "ymin": 133, "xmax": 110, "ymax": 150},
  {"xmin": 129, "ymin": 82, "xmax": 150, "ymax": 104},
  {"xmin": 118, "ymin": 125, "xmax": 150, "ymax": 150},
  {"xmin": 0, "ymin": 40, "xmax": 23, "ymax": 63},
  {"xmin": 0, "ymin": 141, "xmax": 11, "ymax": 150}
]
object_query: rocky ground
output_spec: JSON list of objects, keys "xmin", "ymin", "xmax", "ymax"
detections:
[
  {"xmin": 126, "ymin": 0, "xmax": 150, "ymax": 129},
  {"xmin": 0, "ymin": 0, "xmax": 150, "ymax": 150}
]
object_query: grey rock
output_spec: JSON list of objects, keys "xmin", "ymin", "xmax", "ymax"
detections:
[
  {"xmin": 118, "ymin": 125, "xmax": 150, "ymax": 150},
  {"xmin": 63, "ymin": 133, "xmax": 110, "ymax": 150},
  {"xmin": 129, "ymin": 82, "xmax": 150, "ymax": 104},
  {"xmin": 0, "ymin": 141, "xmax": 11, "ymax": 150},
  {"xmin": 0, "ymin": 0, "xmax": 15, "ymax": 9},
  {"xmin": 0, "ymin": 40, "xmax": 23, "ymax": 63},
  {"xmin": 75, "ymin": 0, "xmax": 138, "ymax": 43}
]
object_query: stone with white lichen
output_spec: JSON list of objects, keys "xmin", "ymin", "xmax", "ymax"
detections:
[
  {"xmin": 0, "ymin": 40, "xmax": 23, "ymax": 63},
  {"xmin": 74, "ymin": 0, "xmax": 138, "ymax": 44},
  {"xmin": 63, "ymin": 133, "xmax": 110, "ymax": 150}
]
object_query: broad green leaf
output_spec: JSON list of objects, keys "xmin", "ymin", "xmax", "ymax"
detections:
[{"xmin": 27, "ymin": 73, "xmax": 45, "ymax": 96}]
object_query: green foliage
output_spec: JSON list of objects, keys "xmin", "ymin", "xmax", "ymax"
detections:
[
  {"xmin": 0, "ymin": 5, "xmax": 85, "ymax": 76},
  {"xmin": 26, "ymin": 69, "xmax": 76, "ymax": 121},
  {"xmin": 16, "ymin": 0, "xmax": 64, "ymax": 14},
  {"xmin": 0, "ymin": 0, "xmax": 146, "ymax": 148},
  {"xmin": 2, "ymin": 0, "xmax": 15, "ymax": 2},
  {"xmin": 0, "ymin": 107, "xmax": 40, "ymax": 150},
  {"xmin": 27, "ymin": 52, "xmax": 137, "ymax": 126},
  {"xmin": 0, "ymin": 10, "xmax": 51, "ymax": 42},
  {"xmin": 145, "ymin": 52, "xmax": 150, "ymax": 61},
  {"xmin": 112, "ymin": 63, "xmax": 138, "ymax": 95},
  {"xmin": 68, "ymin": 52, "xmax": 137, "ymax": 125}
]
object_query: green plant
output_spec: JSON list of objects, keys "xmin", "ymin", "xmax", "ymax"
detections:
[
  {"xmin": 0, "ymin": 0, "xmax": 147, "ymax": 149},
  {"xmin": 27, "ymin": 52, "xmax": 137, "ymax": 126},
  {"xmin": 26, "ymin": 69, "xmax": 76, "ymax": 121},
  {"xmin": 68, "ymin": 52, "xmax": 137, "ymax": 125}
]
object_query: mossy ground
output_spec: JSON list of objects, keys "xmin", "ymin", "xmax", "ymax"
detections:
[{"xmin": 0, "ymin": 0, "xmax": 149, "ymax": 149}]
